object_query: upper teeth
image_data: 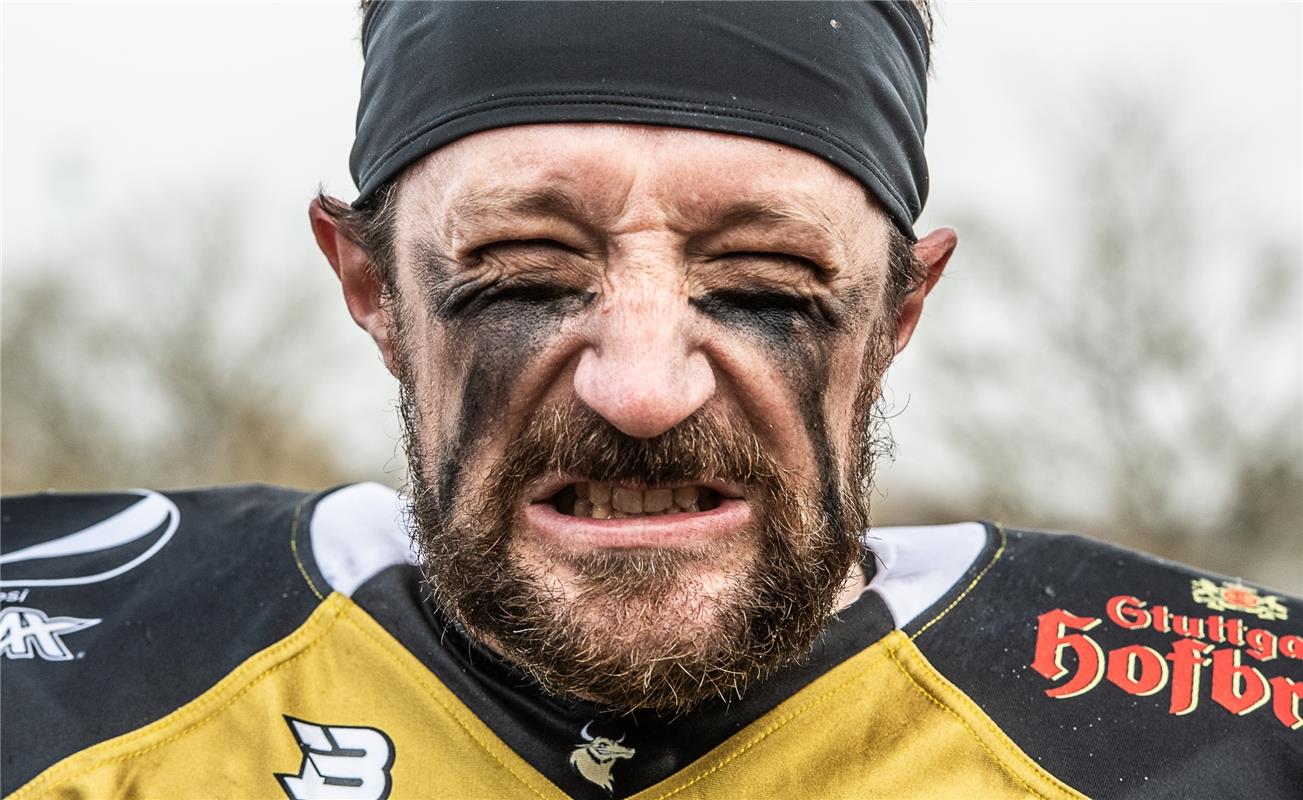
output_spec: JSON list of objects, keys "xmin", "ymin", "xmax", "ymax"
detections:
[{"xmin": 570, "ymin": 482, "xmax": 701, "ymax": 519}]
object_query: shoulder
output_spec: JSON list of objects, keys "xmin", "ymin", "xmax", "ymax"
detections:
[
  {"xmin": 1, "ymin": 483, "xmax": 309, "ymax": 582},
  {"xmin": 878, "ymin": 522, "xmax": 1302, "ymax": 799},
  {"xmin": 900, "ymin": 523, "xmax": 1300, "ymax": 642},
  {"xmin": 294, "ymin": 481, "xmax": 414, "ymax": 598},
  {"xmin": 864, "ymin": 520, "xmax": 991, "ymax": 630},
  {"xmin": 0, "ymin": 481, "xmax": 413, "ymax": 599},
  {"xmin": 0, "ymin": 482, "xmax": 415, "ymax": 796}
]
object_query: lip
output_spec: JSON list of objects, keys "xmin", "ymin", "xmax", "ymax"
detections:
[
  {"xmin": 523, "ymin": 497, "xmax": 751, "ymax": 550},
  {"xmin": 525, "ymin": 475, "xmax": 748, "ymax": 503}
]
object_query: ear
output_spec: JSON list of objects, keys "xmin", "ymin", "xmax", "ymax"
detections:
[
  {"xmin": 309, "ymin": 197, "xmax": 399, "ymax": 376},
  {"xmin": 894, "ymin": 226, "xmax": 957, "ymax": 354}
]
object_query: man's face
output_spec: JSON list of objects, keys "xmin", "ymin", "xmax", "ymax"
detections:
[{"xmin": 360, "ymin": 124, "xmax": 912, "ymax": 711}]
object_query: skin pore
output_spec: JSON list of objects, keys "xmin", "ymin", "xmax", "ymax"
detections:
[{"xmin": 311, "ymin": 124, "xmax": 955, "ymax": 712}]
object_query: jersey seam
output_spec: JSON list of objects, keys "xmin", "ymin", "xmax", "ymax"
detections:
[
  {"xmin": 289, "ymin": 492, "xmax": 325, "ymax": 600},
  {"xmin": 638, "ymin": 634, "xmax": 902, "ymax": 800},
  {"xmin": 14, "ymin": 599, "xmax": 348, "ymax": 799},
  {"xmin": 910, "ymin": 522, "xmax": 1007, "ymax": 641},
  {"xmin": 338, "ymin": 603, "xmax": 559, "ymax": 800},
  {"xmin": 886, "ymin": 644, "xmax": 1066, "ymax": 800},
  {"xmin": 902, "ymin": 644, "xmax": 1086, "ymax": 798}
]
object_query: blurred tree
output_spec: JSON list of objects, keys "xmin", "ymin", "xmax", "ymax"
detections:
[
  {"xmin": 1, "ymin": 192, "xmax": 355, "ymax": 493},
  {"xmin": 886, "ymin": 87, "xmax": 1303, "ymax": 592}
]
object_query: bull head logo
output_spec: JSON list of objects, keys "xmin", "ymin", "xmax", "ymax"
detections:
[{"xmin": 569, "ymin": 721, "xmax": 635, "ymax": 793}]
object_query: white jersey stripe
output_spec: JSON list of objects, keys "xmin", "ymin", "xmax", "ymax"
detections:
[
  {"xmin": 309, "ymin": 483, "xmax": 414, "ymax": 598},
  {"xmin": 865, "ymin": 522, "xmax": 989, "ymax": 629}
]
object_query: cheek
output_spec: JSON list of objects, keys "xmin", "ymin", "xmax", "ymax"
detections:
[
  {"xmin": 420, "ymin": 298, "xmax": 584, "ymax": 507},
  {"xmin": 824, "ymin": 325, "xmax": 887, "ymax": 445},
  {"xmin": 703, "ymin": 314, "xmax": 833, "ymax": 484},
  {"xmin": 709, "ymin": 295, "xmax": 884, "ymax": 495}
]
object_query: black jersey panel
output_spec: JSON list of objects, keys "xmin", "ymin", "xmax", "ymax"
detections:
[
  {"xmin": 897, "ymin": 520, "xmax": 1002, "ymax": 637},
  {"xmin": 350, "ymin": 561, "xmax": 897, "ymax": 800},
  {"xmin": 911, "ymin": 527, "xmax": 1303, "ymax": 800},
  {"xmin": 0, "ymin": 485, "xmax": 323, "ymax": 795}
]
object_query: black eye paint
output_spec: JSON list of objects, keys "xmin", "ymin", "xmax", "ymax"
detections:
[
  {"xmin": 432, "ymin": 281, "xmax": 591, "ymax": 516},
  {"xmin": 786, "ymin": 339, "xmax": 842, "ymax": 534},
  {"xmin": 438, "ymin": 280, "xmax": 594, "ymax": 321},
  {"xmin": 690, "ymin": 290, "xmax": 837, "ymax": 344},
  {"xmin": 691, "ymin": 281, "xmax": 872, "ymax": 534},
  {"xmin": 404, "ymin": 235, "xmax": 598, "ymax": 511}
]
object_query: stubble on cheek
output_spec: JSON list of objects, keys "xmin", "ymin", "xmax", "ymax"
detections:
[
  {"xmin": 694, "ymin": 271, "xmax": 890, "ymax": 541},
  {"xmin": 397, "ymin": 238, "xmax": 587, "ymax": 521}
]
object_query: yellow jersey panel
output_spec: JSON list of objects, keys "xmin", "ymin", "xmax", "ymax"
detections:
[
  {"xmin": 12, "ymin": 594, "xmax": 567, "ymax": 800},
  {"xmin": 631, "ymin": 631, "xmax": 1087, "ymax": 800},
  {"xmin": 13, "ymin": 597, "xmax": 1086, "ymax": 800}
]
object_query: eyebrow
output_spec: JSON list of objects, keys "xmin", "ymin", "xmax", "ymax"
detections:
[
  {"xmin": 448, "ymin": 186, "xmax": 846, "ymax": 267},
  {"xmin": 449, "ymin": 186, "xmax": 596, "ymax": 234},
  {"xmin": 685, "ymin": 198, "xmax": 845, "ymax": 273},
  {"xmin": 693, "ymin": 198, "xmax": 832, "ymax": 232}
]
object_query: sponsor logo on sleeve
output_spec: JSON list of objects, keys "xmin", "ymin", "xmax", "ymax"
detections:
[
  {"xmin": 1031, "ymin": 589, "xmax": 1302, "ymax": 729},
  {"xmin": 0, "ymin": 489, "xmax": 180, "ymax": 588},
  {"xmin": 0, "ymin": 606, "xmax": 100, "ymax": 661},
  {"xmin": 275, "ymin": 716, "xmax": 394, "ymax": 800},
  {"xmin": 0, "ymin": 490, "xmax": 179, "ymax": 662}
]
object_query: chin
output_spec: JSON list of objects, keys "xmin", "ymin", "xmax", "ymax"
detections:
[
  {"xmin": 523, "ymin": 533, "xmax": 758, "ymax": 637},
  {"xmin": 424, "ymin": 505, "xmax": 852, "ymax": 713}
]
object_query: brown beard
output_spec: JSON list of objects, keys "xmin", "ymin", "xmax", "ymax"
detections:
[{"xmin": 392, "ymin": 320, "xmax": 895, "ymax": 714}]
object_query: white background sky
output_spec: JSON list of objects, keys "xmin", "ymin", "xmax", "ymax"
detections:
[
  {"xmin": 5, "ymin": 3, "xmax": 1299, "ymax": 244},
  {"xmin": 3, "ymin": 2, "xmax": 1300, "ymax": 515}
]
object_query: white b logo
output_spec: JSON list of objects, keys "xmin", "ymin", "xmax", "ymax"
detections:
[{"xmin": 275, "ymin": 716, "xmax": 394, "ymax": 800}]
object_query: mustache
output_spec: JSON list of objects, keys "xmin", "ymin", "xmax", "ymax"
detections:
[{"xmin": 487, "ymin": 400, "xmax": 785, "ymax": 496}]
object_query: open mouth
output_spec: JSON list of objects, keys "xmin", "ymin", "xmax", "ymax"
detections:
[
  {"xmin": 546, "ymin": 482, "xmax": 725, "ymax": 519},
  {"xmin": 524, "ymin": 478, "xmax": 751, "ymax": 548}
]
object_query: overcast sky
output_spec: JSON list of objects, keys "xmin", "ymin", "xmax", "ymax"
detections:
[{"xmin": 4, "ymin": 2, "xmax": 1299, "ymax": 253}]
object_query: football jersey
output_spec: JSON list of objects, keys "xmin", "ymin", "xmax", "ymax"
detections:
[{"xmin": 2, "ymin": 483, "xmax": 1299, "ymax": 799}]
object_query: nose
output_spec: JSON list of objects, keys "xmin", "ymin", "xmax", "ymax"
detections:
[{"xmin": 573, "ymin": 286, "xmax": 715, "ymax": 439}]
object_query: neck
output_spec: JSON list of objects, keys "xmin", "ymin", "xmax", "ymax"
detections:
[{"xmin": 834, "ymin": 561, "xmax": 869, "ymax": 612}]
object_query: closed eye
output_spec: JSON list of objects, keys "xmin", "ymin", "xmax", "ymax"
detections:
[
  {"xmin": 446, "ymin": 240, "xmax": 593, "ymax": 313},
  {"xmin": 696, "ymin": 289, "xmax": 813, "ymax": 315},
  {"xmin": 690, "ymin": 283, "xmax": 843, "ymax": 331},
  {"xmin": 483, "ymin": 281, "xmax": 587, "ymax": 305},
  {"xmin": 472, "ymin": 238, "xmax": 583, "ymax": 258},
  {"xmin": 435, "ymin": 276, "xmax": 593, "ymax": 319}
]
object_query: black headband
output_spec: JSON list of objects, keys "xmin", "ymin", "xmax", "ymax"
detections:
[{"xmin": 351, "ymin": 1, "xmax": 930, "ymax": 240}]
